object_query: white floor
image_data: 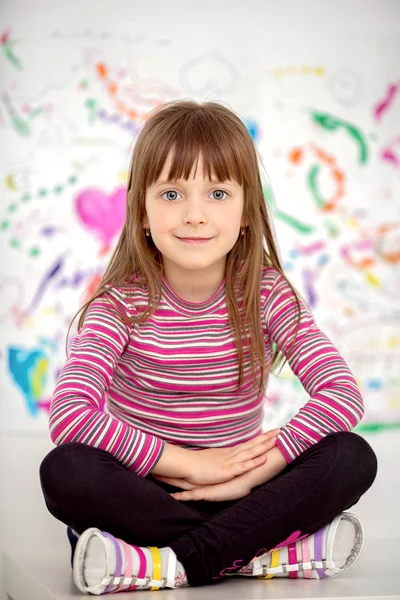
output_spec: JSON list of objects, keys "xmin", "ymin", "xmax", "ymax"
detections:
[
  {"xmin": 1, "ymin": 431, "xmax": 400, "ymax": 600},
  {"xmin": 3, "ymin": 537, "xmax": 400, "ymax": 599},
  {"xmin": 4, "ymin": 539, "xmax": 400, "ymax": 600}
]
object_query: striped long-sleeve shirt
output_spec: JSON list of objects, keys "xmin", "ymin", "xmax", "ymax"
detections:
[{"xmin": 48, "ymin": 266, "xmax": 364, "ymax": 476}]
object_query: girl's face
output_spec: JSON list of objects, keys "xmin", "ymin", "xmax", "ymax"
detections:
[{"xmin": 144, "ymin": 151, "xmax": 245, "ymax": 279}]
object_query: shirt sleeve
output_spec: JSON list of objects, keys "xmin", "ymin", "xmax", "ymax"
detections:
[
  {"xmin": 262, "ymin": 268, "xmax": 364, "ymax": 464},
  {"xmin": 48, "ymin": 287, "xmax": 165, "ymax": 476}
]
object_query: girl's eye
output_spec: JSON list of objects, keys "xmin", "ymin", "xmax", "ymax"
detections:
[
  {"xmin": 162, "ymin": 190, "xmax": 181, "ymax": 201},
  {"xmin": 211, "ymin": 190, "xmax": 228, "ymax": 200},
  {"xmin": 161, "ymin": 189, "xmax": 228, "ymax": 201}
]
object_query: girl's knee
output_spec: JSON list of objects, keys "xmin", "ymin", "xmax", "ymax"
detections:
[
  {"xmin": 39, "ymin": 442, "xmax": 90, "ymax": 496},
  {"xmin": 332, "ymin": 431, "xmax": 378, "ymax": 491}
]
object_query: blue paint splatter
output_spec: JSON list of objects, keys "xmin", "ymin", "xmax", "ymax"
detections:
[
  {"xmin": 8, "ymin": 346, "xmax": 49, "ymax": 416},
  {"xmin": 366, "ymin": 379, "xmax": 383, "ymax": 390},
  {"xmin": 317, "ymin": 254, "xmax": 329, "ymax": 266},
  {"xmin": 242, "ymin": 118, "xmax": 259, "ymax": 142}
]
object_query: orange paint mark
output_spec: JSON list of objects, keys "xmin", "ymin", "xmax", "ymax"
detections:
[
  {"xmin": 361, "ymin": 258, "xmax": 375, "ymax": 268},
  {"xmin": 108, "ymin": 82, "xmax": 118, "ymax": 96},
  {"xmin": 375, "ymin": 222, "xmax": 400, "ymax": 264},
  {"xmin": 96, "ymin": 63, "xmax": 108, "ymax": 79},
  {"xmin": 289, "ymin": 147, "xmax": 303, "ymax": 164},
  {"xmin": 94, "ymin": 62, "xmax": 141, "ymax": 124},
  {"xmin": 379, "ymin": 223, "xmax": 396, "ymax": 234},
  {"xmin": 385, "ymin": 252, "xmax": 400, "ymax": 263},
  {"xmin": 312, "ymin": 146, "xmax": 335, "ymax": 166},
  {"xmin": 333, "ymin": 169, "xmax": 344, "ymax": 182},
  {"xmin": 311, "ymin": 146, "xmax": 345, "ymax": 209},
  {"xmin": 321, "ymin": 203, "xmax": 333, "ymax": 212}
]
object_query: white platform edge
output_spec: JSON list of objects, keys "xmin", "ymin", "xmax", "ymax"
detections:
[{"xmin": 3, "ymin": 538, "xmax": 400, "ymax": 600}]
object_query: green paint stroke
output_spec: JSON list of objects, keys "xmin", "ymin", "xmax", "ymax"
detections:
[
  {"xmin": 354, "ymin": 421, "xmax": 400, "ymax": 434},
  {"xmin": 323, "ymin": 219, "xmax": 339, "ymax": 238},
  {"xmin": 2, "ymin": 42, "xmax": 22, "ymax": 70},
  {"xmin": 85, "ymin": 98, "xmax": 97, "ymax": 123},
  {"xmin": 28, "ymin": 108, "xmax": 44, "ymax": 120},
  {"xmin": 308, "ymin": 164, "xmax": 327, "ymax": 209},
  {"xmin": 263, "ymin": 185, "xmax": 315, "ymax": 234},
  {"xmin": 276, "ymin": 211, "xmax": 315, "ymax": 234},
  {"xmin": 6, "ymin": 103, "xmax": 30, "ymax": 136},
  {"xmin": 311, "ymin": 111, "xmax": 368, "ymax": 164}
]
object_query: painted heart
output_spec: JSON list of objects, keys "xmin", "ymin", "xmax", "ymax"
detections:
[{"xmin": 75, "ymin": 186, "xmax": 126, "ymax": 246}]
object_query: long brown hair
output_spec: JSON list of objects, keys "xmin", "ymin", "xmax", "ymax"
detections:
[{"xmin": 66, "ymin": 100, "xmax": 302, "ymax": 397}]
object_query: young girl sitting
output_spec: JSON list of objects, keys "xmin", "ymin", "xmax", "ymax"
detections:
[{"xmin": 39, "ymin": 99, "xmax": 378, "ymax": 595}]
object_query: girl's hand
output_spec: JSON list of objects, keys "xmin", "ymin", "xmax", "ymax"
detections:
[
  {"xmin": 153, "ymin": 428, "xmax": 281, "ymax": 487},
  {"xmin": 170, "ymin": 476, "xmax": 252, "ymax": 502}
]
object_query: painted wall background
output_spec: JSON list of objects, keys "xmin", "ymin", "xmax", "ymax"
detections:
[
  {"xmin": 1, "ymin": 12, "xmax": 400, "ymax": 599},
  {"xmin": 1, "ymin": 0, "xmax": 399, "ymax": 442}
]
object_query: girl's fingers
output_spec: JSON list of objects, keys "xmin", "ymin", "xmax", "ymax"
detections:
[
  {"xmin": 230, "ymin": 439, "xmax": 267, "ymax": 459},
  {"xmin": 228, "ymin": 454, "xmax": 267, "ymax": 478},
  {"xmin": 171, "ymin": 489, "xmax": 205, "ymax": 501},
  {"xmin": 232, "ymin": 438, "xmax": 276, "ymax": 464},
  {"xmin": 176, "ymin": 481, "xmax": 200, "ymax": 490},
  {"xmin": 231, "ymin": 429, "xmax": 281, "ymax": 456}
]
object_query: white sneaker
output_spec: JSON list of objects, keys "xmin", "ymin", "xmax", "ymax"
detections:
[
  {"xmin": 72, "ymin": 527, "xmax": 177, "ymax": 595},
  {"xmin": 234, "ymin": 512, "xmax": 364, "ymax": 580}
]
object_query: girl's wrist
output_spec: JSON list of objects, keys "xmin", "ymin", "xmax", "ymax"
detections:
[
  {"xmin": 245, "ymin": 445, "xmax": 288, "ymax": 488},
  {"xmin": 151, "ymin": 442, "xmax": 193, "ymax": 478}
]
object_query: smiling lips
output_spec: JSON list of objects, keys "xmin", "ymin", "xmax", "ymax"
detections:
[{"xmin": 177, "ymin": 237, "xmax": 213, "ymax": 244}]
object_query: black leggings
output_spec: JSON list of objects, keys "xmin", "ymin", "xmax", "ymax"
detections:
[{"xmin": 39, "ymin": 431, "xmax": 377, "ymax": 586}]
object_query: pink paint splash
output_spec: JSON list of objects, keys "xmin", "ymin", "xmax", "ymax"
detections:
[
  {"xmin": 381, "ymin": 136, "xmax": 400, "ymax": 167},
  {"xmin": 298, "ymin": 240, "xmax": 326, "ymax": 255},
  {"xmin": 373, "ymin": 82, "xmax": 400, "ymax": 121},
  {"xmin": 75, "ymin": 186, "xmax": 126, "ymax": 254}
]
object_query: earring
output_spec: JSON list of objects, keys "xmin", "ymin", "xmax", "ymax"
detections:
[
  {"xmin": 241, "ymin": 227, "xmax": 245, "ymax": 236},
  {"xmin": 145, "ymin": 229, "xmax": 150, "ymax": 237}
]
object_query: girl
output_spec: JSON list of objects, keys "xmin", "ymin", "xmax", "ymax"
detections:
[{"xmin": 39, "ymin": 100, "xmax": 377, "ymax": 595}]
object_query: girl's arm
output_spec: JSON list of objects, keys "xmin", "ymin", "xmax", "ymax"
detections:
[
  {"xmin": 262, "ymin": 268, "xmax": 364, "ymax": 464},
  {"xmin": 49, "ymin": 290, "xmax": 165, "ymax": 477},
  {"xmin": 239, "ymin": 444, "xmax": 288, "ymax": 487}
]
